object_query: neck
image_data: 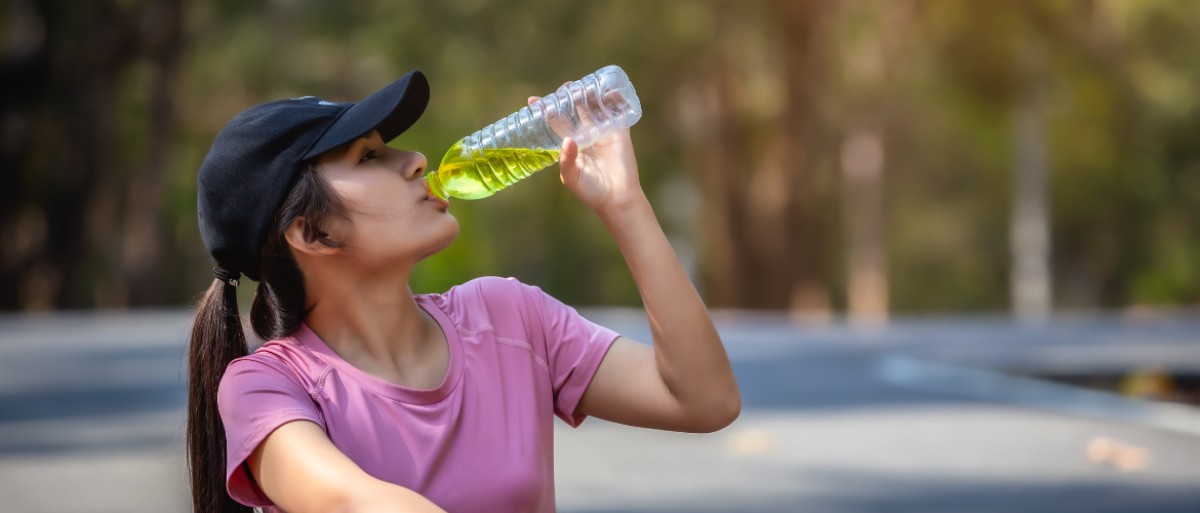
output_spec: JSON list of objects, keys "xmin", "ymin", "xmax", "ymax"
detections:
[{"xmin": 302, "ymin": 262, "xmax": 434, "ymax": 365}]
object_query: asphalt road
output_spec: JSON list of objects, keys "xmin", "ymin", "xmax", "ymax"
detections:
[{"xmin": 1, "ymin": 308, "xmax": 1198, "ymax": 513}]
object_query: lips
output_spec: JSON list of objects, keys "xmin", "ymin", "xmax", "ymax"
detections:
[
  {"xmin": 422, "ymin": 181, "xmax": 450, "ymax": 210},
  {"xmin": 424, "ymin": 193, "xmax": 450, "ymax": 210}
]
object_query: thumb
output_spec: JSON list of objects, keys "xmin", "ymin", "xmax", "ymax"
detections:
[{"xmin": 558, "ymin": 137, "xmax": 579, "ymax": 184}]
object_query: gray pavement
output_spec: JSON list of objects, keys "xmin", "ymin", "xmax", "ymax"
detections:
[{"xmin": 1, "ymin": 308, "xmax": 1198, "ymax": 512}]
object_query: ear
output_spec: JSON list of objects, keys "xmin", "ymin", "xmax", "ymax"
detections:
[{"xmin": 283, "ymin": 216, "xmax": 342, "ymax": 257}]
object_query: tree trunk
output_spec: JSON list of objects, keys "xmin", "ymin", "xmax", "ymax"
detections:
[
  {"xmin": 842, "ymin": 124, "xmax": 888, "ymax": 325},
  {"xmin": 0, "ymin": 0, "xmax": 181, "ymax": 309},
  {"xmin": 1010, "ymin": 42, "xmax": 1052, "ymax": 322},
  {"xmin": 121, "ymin": 0, "xmax": 184, "ymax": 306},
  {"xmin": 688, "ymin": 0, "xmax": 835, "ymax": 313},
  {"xmin": 838, "ymin": 0, "xmax": 914, "ymax": 325}
]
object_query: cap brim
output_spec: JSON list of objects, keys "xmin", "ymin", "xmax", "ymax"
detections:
[{"xmin": 301, "ymin": 70, "xmax": 430, "ymax": 160}]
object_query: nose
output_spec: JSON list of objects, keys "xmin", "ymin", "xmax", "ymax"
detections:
[{"xmin": 405, "ymin": 152, "xmax": 428, "ymax": 180}]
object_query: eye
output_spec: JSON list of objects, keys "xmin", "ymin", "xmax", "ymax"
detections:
[{"xmin": 358, "ymin": 148, "xmax": 379, "ymax": 164}]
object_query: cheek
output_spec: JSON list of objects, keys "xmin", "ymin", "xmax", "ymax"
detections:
[
  {"xmin": 337, "ymin": 182, "xmax": 407, "ymax": 217},
  {"xmin": 343, "ymin": 209, "xmax": 457, "ymax": 260}
]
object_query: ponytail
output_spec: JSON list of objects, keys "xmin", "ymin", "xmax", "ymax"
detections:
[
  {"xmin": 186, "ymin": 279, "xmax": 253, "ymax": 513},
  {"xmin": 186, "ymin": 163, "xmax": 347, "ymax": 512}
]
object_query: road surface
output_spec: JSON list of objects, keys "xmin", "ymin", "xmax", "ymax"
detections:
[{"xmin": 1, "ymin": 308, "xmax": 1198, "ymax": 512}]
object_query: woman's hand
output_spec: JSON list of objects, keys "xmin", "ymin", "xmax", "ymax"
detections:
[{"xmin": 526, "ymin": 94, "xmax": 644, "ymax": 214}]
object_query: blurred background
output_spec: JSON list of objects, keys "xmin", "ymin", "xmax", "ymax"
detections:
[
  {"xmin": 1, "ymin": 0, "xmax": 1199, "ymax": 512},
  {"xmin": 5, "ymin": 0, "xmax": 1200, "ymax": 315}
]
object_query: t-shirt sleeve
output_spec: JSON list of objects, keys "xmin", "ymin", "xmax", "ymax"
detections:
[
  {"xmin": 217, "ymin": 356, "xmax": 324, "ymax": 508},
  {"xmin": 516, "ymin": 281, "xmax": 621, "ymax": 427}
]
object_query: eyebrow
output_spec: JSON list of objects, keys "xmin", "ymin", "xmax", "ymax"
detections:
[{"xmin": 339, "ymin": 136, "xmax": 368, "ymax": 158}]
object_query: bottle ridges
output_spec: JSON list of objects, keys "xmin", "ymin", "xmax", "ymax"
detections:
[{"xmin": 429, "ymin": 141, "xmax": 560, "ymax": 200}]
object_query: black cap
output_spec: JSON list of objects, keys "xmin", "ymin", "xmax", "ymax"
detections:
[{"xmin": 197, "ymin": 70, "xmax": 429, "ymax": 283}]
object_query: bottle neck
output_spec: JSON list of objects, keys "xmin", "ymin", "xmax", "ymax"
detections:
[{"xmin": 426, "ymin": 171, "xmax": 449, "ymax": 201}]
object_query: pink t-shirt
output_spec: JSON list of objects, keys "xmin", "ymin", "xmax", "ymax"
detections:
[{"xmin": 217, "ymin": 276, "xmax": 620, "ymax": 513}]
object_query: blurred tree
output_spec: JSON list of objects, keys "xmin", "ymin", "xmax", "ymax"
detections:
[
  {"xmin": 680, "ymin": 0, "xmax": 837, "ymax": 313},
  {"xmin": 2, "ymin": 0, "xmax": 1197, "ymax": 313},
  {"xmin": 835, "ymin": 0, "xmax": 917, "ymax": 324},
  {"xmin": 1011, "ymin": 32, "xmax": 1052, "ymax": 322},
  {"xmin": 1, "ymin": 0, "xmax": 182, "ymax": 309}
]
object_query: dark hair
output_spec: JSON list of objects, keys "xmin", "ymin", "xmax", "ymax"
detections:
[{"xmin": 186, "ymin": 164, "xmax": 347, "ymax": 513}]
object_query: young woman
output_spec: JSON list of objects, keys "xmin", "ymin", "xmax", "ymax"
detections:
[{"xmin": 188, "ymin": 69, "xmax": 741, "ymax": 513}]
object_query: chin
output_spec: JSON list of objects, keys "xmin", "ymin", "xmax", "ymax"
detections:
[{"xmin": 418, "ymin": 217, "xmax": 459, "ymax": 261}]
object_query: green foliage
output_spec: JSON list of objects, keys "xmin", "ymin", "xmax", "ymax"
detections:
[{"xmin": 5, "ymin": 0, "xmax": 1199, "ymax": 311}]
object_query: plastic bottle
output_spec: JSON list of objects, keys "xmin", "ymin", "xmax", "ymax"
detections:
[{"xmin": 427, "ymin": 65, "xmax": 642, "ymax": 200}]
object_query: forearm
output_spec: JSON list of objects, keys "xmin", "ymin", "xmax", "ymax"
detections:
[
  {"xmin": 249, "ymin": 421, "xmax": 449, "ymax": 513},
  {"xmin": 597, "ymin": 193, "xmax": 741, "ymax": 423},
  {"xmin": 348, "ymin": 482, "xmax": 449, "ymax": 513}
]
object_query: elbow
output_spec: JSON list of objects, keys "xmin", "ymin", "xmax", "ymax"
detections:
[
  {"xmin": 714, "ymin": 392, "xmax": 743, "ymax": 431},
  {"xmin": 689, "ymin": 391, "xmax": 742, "ymax": 433}
]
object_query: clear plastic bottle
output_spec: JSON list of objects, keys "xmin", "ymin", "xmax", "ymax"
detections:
[{"xmin": 427, "ymin": 65, "xmax": 642, "ymax": 200}]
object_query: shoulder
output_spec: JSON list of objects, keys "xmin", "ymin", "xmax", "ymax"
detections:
[
  {"xmin": 452, "ymin": 276, "xmax": 536, "ymax": 299},
  {"xmin": 219, "ymin": 337, "xmax": 326, "ymax": 403},
  {"xmin": 432, "ymin": 276, "xmax": 545, "ymax": 315},
  {"xmin": 425, "ymin": 276, "xmax": 548, "ymax": 337}
]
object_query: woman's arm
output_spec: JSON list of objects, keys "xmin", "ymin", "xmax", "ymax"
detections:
[
  {"xmin": 552, "ymin": 123, "xmax": 741, "ymax": 433},
  {"xmin": 248, "ymin": 421, "xmax": 448, "ymax": 513}
]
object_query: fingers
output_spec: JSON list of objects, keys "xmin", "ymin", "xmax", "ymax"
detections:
[
  {"xmin": 558, "ymin": 137, "xmax": 578, "ymax": 185},
  {"xmin": 560, "ymin": 137, "xmax": 578, "ymax": 164}
]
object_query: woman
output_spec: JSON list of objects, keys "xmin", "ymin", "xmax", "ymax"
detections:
[{"xmin": 188, "ymin": 69, "xmax": 741, "ymax": 513}]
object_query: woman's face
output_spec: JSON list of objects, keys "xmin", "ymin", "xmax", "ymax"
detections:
[{"xmin": 312, "ymin": 130, "xmax": 457, "ymax": 270}]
